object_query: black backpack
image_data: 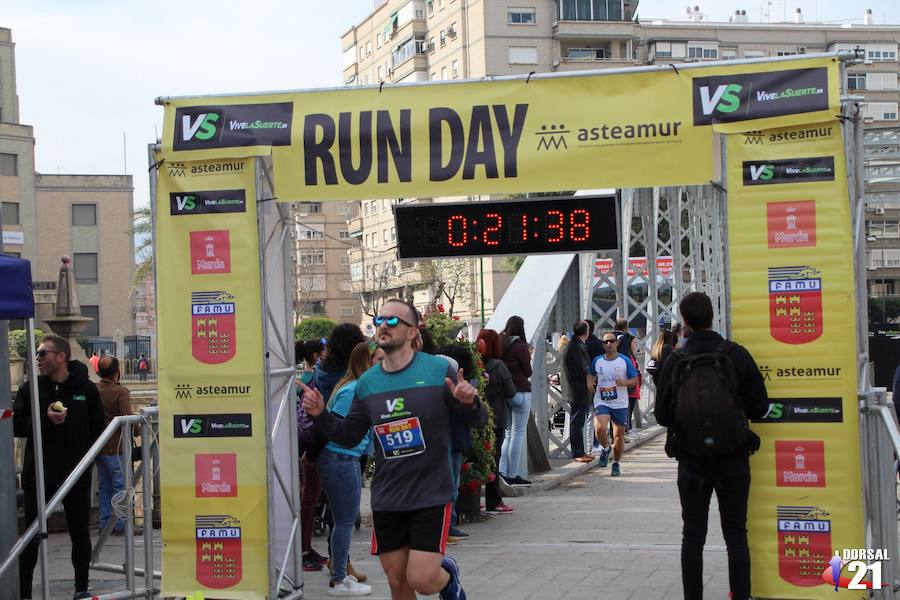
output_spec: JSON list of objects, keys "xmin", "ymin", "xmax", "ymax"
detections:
[{"xmin": 670, "ymin": 341, "xmax": 753, "ymax": 458}]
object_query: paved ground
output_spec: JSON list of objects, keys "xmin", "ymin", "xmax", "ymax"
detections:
[{"xmin": 29, "ymin": 430, "xmax": 737, "ymax": 599}]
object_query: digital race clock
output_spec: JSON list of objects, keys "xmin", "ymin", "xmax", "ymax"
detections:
[{"xmin": 394, "ymin": 194, "xmax": 618, "ymax": 259}]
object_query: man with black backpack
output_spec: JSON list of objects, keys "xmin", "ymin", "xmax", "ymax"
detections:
[{"xmin": 655, "ymin": 292, "xmax": 768, "ymax": 600}]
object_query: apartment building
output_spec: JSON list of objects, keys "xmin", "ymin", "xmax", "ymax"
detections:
[
  {"xmin": 338, "ymin": 3, "xmax": 900, "ymax": 318},
  {"xmin": 0, "ymin": 27, "xmax": 136, "ymax": 337},
  {"xmin": 293, "ymin": 200, "xmax": 362, "ymax": 323}
]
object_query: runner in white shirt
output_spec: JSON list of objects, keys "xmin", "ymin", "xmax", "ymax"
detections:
[{"xmin": 588, "ymin": 333, "xmax": 638, "ymax": 476}]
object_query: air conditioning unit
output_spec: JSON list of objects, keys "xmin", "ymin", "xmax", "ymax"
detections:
[
  {"xmin": 876, "ymin": 207, "xmax": 886, "ymax": 214},
  {"xmin": 447, "ymin": 25, "xmax": 456, "ymax": 37},
  {"xmin": 864, "ymin": 116, "xmax": 875, "ymax": 124},
  {"xmin": 798, "ymin": 46, "xmax": 807, "ymax": 54},
  {"xmin": 866, "ymin": 205, "xmax": 877, "ymax": 212}
]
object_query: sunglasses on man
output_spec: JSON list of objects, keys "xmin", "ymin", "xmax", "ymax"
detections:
[
  {"xmin": 373, "ymin": 315, "xmax": 416, "ymax": 328},
  {"xmin": 35, "ymin": 348, "xmax": 62, "ymax": 358},
  {"xmin": 602, "ymin": 339, "xmax": 617, "ymax": 345}
]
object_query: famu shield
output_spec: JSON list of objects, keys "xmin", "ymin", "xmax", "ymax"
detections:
[
  {"xmin": 191, "ymin": 291, "xmax": 236, "ymax": 364},
  {"xmin": 768, "ymin": 266, "xmax": 822, "ymax": 344},
  {"xmin": 195, "ymin": 514, "xmax": 242, "ymax": 588},
  {"xmin": 777, "ymin": 506, "xmax": 831, "ymax": 587}
]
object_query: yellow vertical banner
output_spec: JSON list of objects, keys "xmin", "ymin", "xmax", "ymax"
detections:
[
  {"xmin": 156, "ymin": 158, "xmax": 269, "ymax": 598},
  {"xmin": 726, "ymin": 123, "xmax": 865, "ymax": 598}
]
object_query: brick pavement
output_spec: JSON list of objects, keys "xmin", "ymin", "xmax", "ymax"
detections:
[{"xmin": 31, "ymin": 434, "xmax": 737, "ymax": 599}]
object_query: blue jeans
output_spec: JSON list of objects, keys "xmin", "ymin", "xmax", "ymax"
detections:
[
  {"xmin": 316, "ymin": 449, "xmax": 361, "ymax": 583},
  {"xmin": 500, "ymin": 391, "xmax": 531, "ymax": 478},
  {"xmin": 96, "ymin": 454, "xmax": 125, "ymax": 532},
  {"xmin": 450, "ymin": 451, "xmax": 463, "ymax": 527}
]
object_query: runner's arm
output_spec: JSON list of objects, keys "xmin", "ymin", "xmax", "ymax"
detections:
[{"xmin": 314, "ymin": 397, "xmax": 373, "ymax": 448}]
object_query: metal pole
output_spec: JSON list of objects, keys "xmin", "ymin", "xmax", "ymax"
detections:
[
  {"xmin": 479, "ymin": 257, "xmax": 485, "ymax": 326},
  {"xmin": 24, "ymin": 319, "xmax": 50, "ymax": 600},
  {"xmin": 0, "ymin": 198, "xmax": 18, "ymax": 599},
  {"xmin": 140, "ymin": 414, "xmax": 153, "ymax": 599},
  {"xmin": 122, "ymin": 422, "xmax": 135, "ymax": 593}
]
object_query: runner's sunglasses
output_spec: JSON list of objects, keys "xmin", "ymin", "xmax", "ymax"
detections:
[{"xmin": 373, "ymin": 315, "xmax": 416, "ymax": 328}]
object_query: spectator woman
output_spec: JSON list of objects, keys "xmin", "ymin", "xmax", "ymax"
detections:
[
  {"xmin": 499, "ymin": 315, "xmax": 533, "ymax": 486},
  {"xmin": 316, "ymin": 341, "xmax": 381, "ymax": 596},
  {"xmin": 646, "ymin": 329, "xmax": 677, "ymax": 387},
  {"xmin": 477, "ymin": 329, "xmax": 517, "ymax": 514},
  {"xmin": 299, "ymin": 324, "xmax": 365, "ymax": 572}
]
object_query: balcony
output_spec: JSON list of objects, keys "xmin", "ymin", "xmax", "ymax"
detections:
[
  {"xmin": 553, "ymin": 19, "xmax": 635, "ymax": 41},
  {"xmin": 347, "ymin": 215, "xmax": 363, "ymax": 237}
]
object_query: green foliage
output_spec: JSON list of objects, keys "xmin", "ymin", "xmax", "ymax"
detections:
[
  {"xmin": 131, "ymin": 206, "xmax": 153, "ymax": 292},
  {"xmin": 868, "ymin": 296, "xmax": 900, "ymax": 323},
  {"xmin": 294, "ymin": 318, "xmax": 336, "ymax": 341},
  {"xmin": 8, "ymin": 329, "xmax": 44, "ymax": 358},
  {"xmin": 422, "ymin": 308, "xmax": 462, "ymax": 347},
  {"xmin": 501, "ymin": 256, "xmax": 525, "ymax": 273}
]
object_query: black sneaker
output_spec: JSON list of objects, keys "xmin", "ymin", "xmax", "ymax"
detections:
[
  {"xmin": 303, "ymin": 555, "xmax": 324, "ymax": 571},
  {"xmin": 448, "ymin": 526, "xmax": 469, "ymax": 538},
  {"xmin": 73, "ymin": 592, "xmax": 92, "ymax": 600},
  {"xmin": 305, "ymin": 548, "xmax": 329, "ymax": 565},
  {"xmin": 508, "ymin": 476, "xmax": 532, "ymax": 486}
]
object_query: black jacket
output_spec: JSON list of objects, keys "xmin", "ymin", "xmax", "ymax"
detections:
[
  {"xmin": 483, "ymin": 358, "xmax": 516, "ymax": 430},
  {"xmin": 564, "ymin": 336, "xmax": 592, "ymax": 407},
  {"xmin": 584, "ymin": 335, "xmax": 604, "ymax": 362},
  {"xmin": 654, "ymin": 330, "xmax": 768, "ymax": 460},
  {"xmin": 14, "ymin": 360, "xmax": 105, "ymax": 490}
]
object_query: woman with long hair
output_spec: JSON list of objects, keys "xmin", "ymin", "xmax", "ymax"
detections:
[
  {"xmin": 299, "ymin": 323, "xmax": 365, "ymax": 573},
  {"xmin": 477, "ymin": 328, "xmax": 517, "ymax": 514},
  {"xmin": 499, "ymin": 315, "xmax": 533, "ymax": 486},
  {"xmin": 646, "ymin": 329, "xmax": 677, "ymax": 387},
  {"xmin": 316, "ymin": 341, "xmax": 383, "ymax": 596}
]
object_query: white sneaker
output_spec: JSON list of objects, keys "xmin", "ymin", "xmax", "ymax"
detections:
[{"xmin": 328, "ymin": 575, "xmax": 372, "ymax": 596}]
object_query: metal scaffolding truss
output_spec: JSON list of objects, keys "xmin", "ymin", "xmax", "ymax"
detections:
[{"xmin": 591, "ymin": 185, "xmax": 728, "ymax": 356}]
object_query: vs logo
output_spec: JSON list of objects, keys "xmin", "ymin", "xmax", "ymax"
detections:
[
  {"xmin": 386, "ymin": 398, "xmax": 406, "ymax": 413},
  {"xmin": 181, "ymin": 417, "xmax": 203, "ymax": 435},
  {"xmin": 697, "ymin": 83, "xmax": 743, "ymax": 116},
  {"xmin": 749, "ymin": 163, "xmax": 774, "ymax": 182},
  {"xmin": 182, "ymin": 112, "xmax": 221, "ymax": 142}
]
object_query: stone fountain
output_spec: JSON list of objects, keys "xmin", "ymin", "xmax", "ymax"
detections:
[{"xmin": 44, "ymin": 256, "xmax": 93, "ymax": 370}]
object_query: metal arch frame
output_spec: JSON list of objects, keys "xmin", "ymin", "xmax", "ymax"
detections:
[{"xmin": 255, "ymin": 157, "xmax": 305, "ymax": 599}]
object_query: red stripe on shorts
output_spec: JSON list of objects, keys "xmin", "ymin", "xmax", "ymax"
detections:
[
  {"xmin": 438, "ymin": 502, "xmax": 452, "ymax": 554},
  {"xmin": 371, "ymin": 528, "xmax": 378, "ymax": 555}
]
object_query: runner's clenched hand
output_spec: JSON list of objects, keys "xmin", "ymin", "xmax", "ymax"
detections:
[
  {"xmin": 298, "ymin": 381, "xmax": 326, "ymax": 417},
  {"xmin": 445, "ymin": 368, "xmax": 476, "ymax": 405}
]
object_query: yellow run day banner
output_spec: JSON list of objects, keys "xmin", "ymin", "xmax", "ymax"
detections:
[
  {"xmin": 156, "ymin": 158, "xmax": 270, "ymax": 599},
  {"xmin": 726, "ymin": 123, "xmax": 864, "ymax": 599},
  {"xmin": 158, "ymin": 56, "xmax": 840, "ymax": 201}
]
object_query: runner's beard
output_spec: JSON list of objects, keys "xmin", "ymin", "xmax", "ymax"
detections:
[{"xmin": 377, "ymin": 333, "xmax": 407, "ymax": 352}]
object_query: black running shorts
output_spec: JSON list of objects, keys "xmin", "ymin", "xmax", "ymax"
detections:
[{"xmin": 371, "ymin": 503, "xmax": 451, "ymax": 555}]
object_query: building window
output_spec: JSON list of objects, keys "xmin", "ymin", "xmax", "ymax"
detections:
[
  {"xmin": 339, "ymin": 230, "xmax": 350, "ymax": 239},
  {"xmin": 688, "ymin": 43, "xmax": 718, "ymax": 60},
  {"xmin": 866, "ymin": 102, "xmax": 899, "ymax": 121},
  {"xmin": 383, "ymin": 229, "xmax": 389, "ymax": 243},
  {"xmin": 867, "ymin": 72, "xmax": 898, "ymax": 91},
  {"xmin": 1, "ymin": 202, "xmax": 19, "ymax": 225},
  {"xmin": 72, "ymin": 204, "xmax": 97, "ymax": 226},
  {"xmin": 743, "ymin": 50, "xmax": 766, "ymax": 58},
  {"xmin": 720, "ymin": 47, "xmax": 737, "ymax": 60},
  {"xmin": 391, "ymin": 227, "xmax": 396, "ymax": 241},
  {"xmin": 305, "ymin": 301, "xmax": 326, "ymax": 316},
  {"xmin": 429, "ymin": 36, "xmax": 436, "ymax": 53},
  {"xmin": 568, "ymin": 47, "xmax": 608, "ymax": 60},
  {"xmin": 298, "ymin": 202, "xmax": 321, "ymax": 214},
  {"xmin": 508, "ymin": 7, "xmax": 536, "ymax": 24},
  {"xmin": 0, "ymin": 153, "xmax": 17, "ymax": 176},
  {"xmin": 366, "ymin": 41, "xmax": 372, "ymax": 56},
  {"xmin": 340, "ymin": 254, "xmax": 351, "ymax": 266},
  {"xmin": 428, "ymin": 0, "xmax": 434, "ymax": 15},
  {"xmin": 508, "ymin": 46, "xmax": 539, "ymax": 65},
  {"xmin": 377, "ymin": 33, "xmax": 382, "ymax": 48},
  {"xmin": 560, "ymin": 0, "xmax": 623, "ymax": 21},
  {"xmin": 442, "ymin": 66, "xmax": 448, "ymax": 80},
  {"xmin": 338, "ymin": 203, "xmax": 351, "ymax": 217},
  {"xmin": 392, "ymin": 36, "xmax": 427, "ymax": 67},
  {"xmin": 350, "ymin": 263, "xmax": 363, "ymax": 281},
  {"xmin": 81, "ymin": 305, "xmax": 100, "ymax": 336},
  {"xmin": 299, "ymin": 250, "xmax": 325, "ymax": 265},
  {"xmin": 377, "ymin": 65, "xmax": 383, "ymax": 80},
  {"xmin": 440, "ymin": 29, "xmax": 447, "ymax": 46},
  {"xmin": 74, "ymin": 253, "xmax": 98, "ymax": 282},
  {"xmin": 297, "ymin": 224, "xmax": 324, "ymax": 240},
  {"xmin": 340, "ymin": 306, "xmax": 355, "ymax": 317},
  {"xmin": 451, "ymin": 59, "xmax": 459, "ymax": 77},
  {"xmin": 848, "ymin": 73, "xmax": 866, "ymax": 90},
  {"xmin": 867, "ymin": 45, "xmax": 898, "ymax": 62}
]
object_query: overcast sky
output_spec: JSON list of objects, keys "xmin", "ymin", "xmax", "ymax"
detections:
[{"xmin": 4, "ymin": 0, "xmax": 900, "ymax": 217}]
